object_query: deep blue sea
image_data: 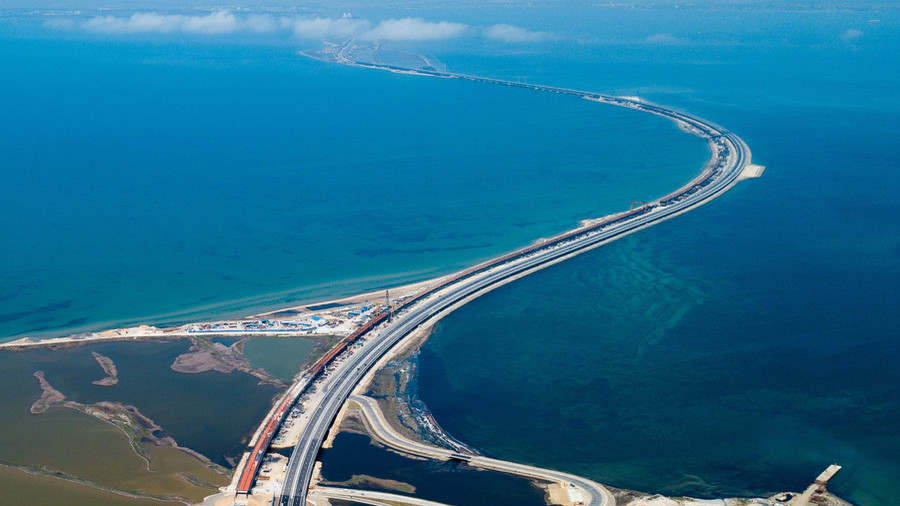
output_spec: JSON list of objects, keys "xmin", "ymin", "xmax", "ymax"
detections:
[
  {"xmin": 320, "ymin": 432, "xmax": 546, "ymax": 506},
  {"xmin": 413, "ymin": 5, "xmax": 899, "ymax": 506},
  {"xmin": 1, "ymin": 4, "xmax": 898, "ymax": 505}
]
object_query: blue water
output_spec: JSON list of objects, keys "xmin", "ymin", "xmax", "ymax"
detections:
[
  {"xmin": 413, "ymin": 5, "xmax": 900, "ymax": 506},
  {"xmin": 320, "ymin": 432, "xmax": 547, "ymax": 506},
  {"xmin": 1, "ymin": 4, "xmax": 898, "ymax": 506},
  {"xmin": 0, "ymin": 23, "xmax": 705, "ymax": 339}
]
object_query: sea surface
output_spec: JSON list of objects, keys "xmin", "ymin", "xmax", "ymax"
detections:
[
  {"xmin": 319, "ymin": 431, "xmax": 546, "ymax": 506},
  {"xmin": 414, "ymin": 5, "xmax": 900, "ymax": 506},
  {"xmin": 0, "ymin": 4, "xmax": 898, "ymax": 506},
  {"xmin": 0, "ymin": 20, "xmax": 705, "ymax": 340}
]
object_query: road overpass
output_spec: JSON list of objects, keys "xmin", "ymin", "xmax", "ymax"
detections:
[
  {"xmin": 310, "ymin": 487, "xmax": 454, "ymax": 506},
  {"xmin": 231, "ymin": 54, "xmax": 759, "ymax": 506},
  {"xmin": 341, "ymin": 395, "xmax": 616, "ymax": 506}
]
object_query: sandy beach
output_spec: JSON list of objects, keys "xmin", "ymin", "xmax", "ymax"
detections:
[{"xmin": 0, "ymin": 275, "xmax": 447, "ymax": 352}]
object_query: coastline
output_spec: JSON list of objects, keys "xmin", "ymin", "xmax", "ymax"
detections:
[
  {"xmin": 9, "ymin": 48, "xmax": 779, "ymax": 506},
  {"xmin": 0, "ymin": 111, "xmax": 731, "ymax": 355},
  {"xmin": 1, "ymin": 41, "xmax": 738, "ymax": 355},
  {"xmin": 21, "ymin": 370, "xmax": 230, "ymax": 503},
  {"xmin": 327, "ymin": 391, "xmax": 850, "ymax": 506},
  {"xmin": 9, "ymin": 45, "xmax": 858, "ymax": 506},
  {"xmin": 341, "ymin": 309, "xmax": 846, "ymax": 506},
  {"xmin": 0, "ymin": 276, "xmax": 449, "ymax": 352},
  {"xmin": 0, "ymin": 5, "xmax": 890, "ymax": 500},
  {"xmin": 257, "ymin": 51, "xmax": 864, "ymax": 506}
]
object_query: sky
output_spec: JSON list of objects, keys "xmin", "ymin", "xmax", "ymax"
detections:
[
  {"xmin": 4, "ymin": 0, "xmax": 897, "ymax": 7},
  {"xmin": 25, "ymin": 10, "xmax": 562, "ymax": 44},
  {"xmin": 3, "ymin": 0, "xmax": 892, "ymax": 50}
]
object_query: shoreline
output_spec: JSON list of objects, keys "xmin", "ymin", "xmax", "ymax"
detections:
[
  {"xmin": 19, "ymin": 46, "xmax": 772, "ymax": 506},
  {"xmin": 12, "ymin": 44, "xmax": 852, "ymax": 506},
  {"xmin": 331, "ymin": 393, "xmax": 850, "ymax": 506},
  {"xmin": 22, "ymin": 371, "xmax": 230, "ymax": 503},
  {"xmin": 1, "ymin": 47, "xmax": 732, "ymax": 352},
  {"xmin": 260, "ymin": 49, "xmax": 863, "ymax": 506},
  {"xmin": 0, "ymin": 269, "xmax": 451, "ymax": 345},
  {"xmin": 11, "ymin": 74, "xmax": 852, "ymax": 506},
  {"xmin": 348, "ymin": 332, "xmax": 855, "ymax": 506},
  {"xmin": 0, "ymin": 276, "xmax": 451, "ymax": 352},
  {"xmin": 0, "ymin": 120, "xmax": 728, "ymax": 354},
  {"xmin": 90, "ymin": 351, "xmax": 119, "ymax": 386}
]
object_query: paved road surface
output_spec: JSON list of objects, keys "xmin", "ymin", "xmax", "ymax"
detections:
[
  {"xmin": 348, "ymin": 395, "xmax": 616, "ymax": 506},
  {"xmin": 275, "ymin": 62, "xmax": 755, "ymax": 506}
]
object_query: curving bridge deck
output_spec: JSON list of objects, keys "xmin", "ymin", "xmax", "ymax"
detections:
[
  {"xmin": 340, "ymin": 395, "xmax": 617, "ymax": 506},
  {"xmin": 232, "ymin": 53, "xmax": 759, "ymax": 506}
]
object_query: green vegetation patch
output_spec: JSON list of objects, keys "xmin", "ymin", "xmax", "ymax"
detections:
[
  {"xmin": 324, "ymin": 473, "xmax": 416, "ymax": 495},
  {"xmin": 148, "ymin": 446, "xmax": 230, "ymax": 490},
  {"xmin": 0, "ymin": 359, "xmax": 227, "ymax": 504},
  {"xmin": 0, "ymin": 464, "xmax": 182, "ymax": 506},
  {"xmin": 15, "ymin": 409, "xmax": 224, "ymax": 502}
]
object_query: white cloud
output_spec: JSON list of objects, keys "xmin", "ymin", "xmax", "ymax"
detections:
[
  {"xmin": 288, "ymin": 16, "xmax": 369, "ymax": 39},
  {"xmin": 81, "ymin": 10, "xmax": 272, "ymax": 34},
  {"xmin": 362, "ymin": 18, "xmax": 468, "ymax": 41},
  {"xmin": 83, "ymin": 13, "xmax": 175, "ymax": 33},
  {"xmin": 181, "ymin": 10, "xmax": 241, "ymax": 34},
  {"xmin": 245, "ymin": 14, "xmax": 279, "ymax": 34},
  {"xmin": 841, "ymin": 28, "xmax": 863, "ymax": 42},
  {"xmin": 60, "ymin": 12, "xmax": 516, "ymax": 44},
  {"xmin": 485, "ymin": 24, "xmax": 553, "ymax": 43},
  {"xmin": 644, "ymin": 33, "xmax": 689, "ymax": 45}
]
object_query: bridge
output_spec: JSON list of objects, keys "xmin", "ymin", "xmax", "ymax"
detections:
[
  {"xmin": 326, "ymin": 395, "xmax": 616, "ymax": 506},
  {"xmin": 232, "ymin": 51, "xmax": 760, "ymax": 506}
]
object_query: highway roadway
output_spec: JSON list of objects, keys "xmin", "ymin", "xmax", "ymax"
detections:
[
  {"xmin": 311, "ymin": 487, "xmax": 454, "ymax": 506},
  {"xmin": 344, "ymin": 395, "xmax": 617, "ymax": 506},
  {"xmin": 274, "ymin": 60, "xmax": 754, "ymax": 506}
]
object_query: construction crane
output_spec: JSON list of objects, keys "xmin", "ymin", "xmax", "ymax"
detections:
[
  {"xmin": 630, "ymin": 200, "xmax": 650, "ymax": 211},
  {"xmin": 384, "ymin": 289, "xmax": 395, "ymax": 320}
]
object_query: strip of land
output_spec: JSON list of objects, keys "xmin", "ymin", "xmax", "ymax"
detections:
[
  {"xmin": 6, "ymin": 45, "xmax": 853, "ymax": 506},
  {"xmin": 22, "ymin": 371, "xmax": 231, "ymax": 504},
  {"xmin": 0, "ymin": 280, "xmax": 434, "ymax": 351},
  {"xmin": 91, "ymin": 351, "xmax": 119, "ymax": 386},
  {"xmin": 267, "ymin": 45, "xmax": 761, "ymax": 506}
]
